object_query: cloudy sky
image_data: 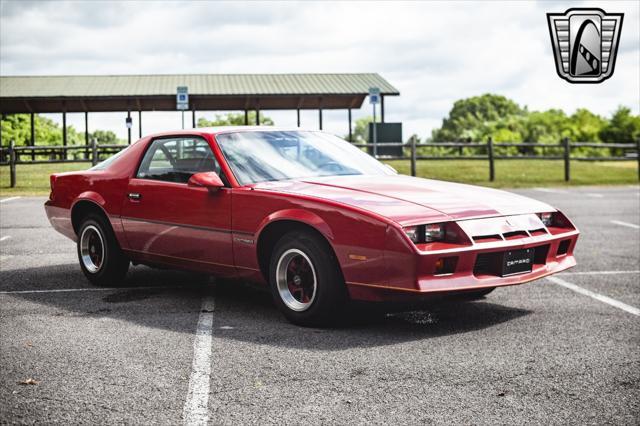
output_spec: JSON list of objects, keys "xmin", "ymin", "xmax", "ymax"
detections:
[{"xmin": 1, "ymin": 0, "xmax": 638, "ymax": 140}]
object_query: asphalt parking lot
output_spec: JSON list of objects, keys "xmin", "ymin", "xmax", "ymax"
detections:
[{"xmin": 1, "ymin": 186, "xmax": 639, "ymax": 425}]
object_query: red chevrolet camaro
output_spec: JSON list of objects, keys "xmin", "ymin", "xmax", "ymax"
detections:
[{"xmin": 45, "ymin": 127, "xmax": 579, "ymax": 325}]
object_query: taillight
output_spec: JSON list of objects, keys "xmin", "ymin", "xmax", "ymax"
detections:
[{"xmin": 49, "ymin": 174, "xmax": 57, "ymax": 200}]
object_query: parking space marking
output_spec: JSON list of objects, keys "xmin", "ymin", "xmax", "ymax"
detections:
[
  {"xmin": 0, "ymin": 286, "xmax": 175, "ymax": 295},
  {"xmin": 0, "ymin": 196, "xmax": 21, "ymax": 203},
  {"xmin": 561, "ymin": 270, "xmax": 639, "ymax": 276},
  {"xmin": 183, "ymin": 295, "xmax": 215, "ymax": 426},
  {"xmin": 0, "ymin": 236, "xmax": 11, "ymax": 242},
  {"xmin": 533, "ymin": 188, "xmax": 567, "ymax": 194},
  {"xmin": 547, "ymin": 276, "xmax": 640, "ymax": 316},
  {"xmin": 585, "ymin": 193, "xmax": 604, "ymax": 198},
  {"xmin": 610, "ymin": 220, "xmax": 640, "ymax": 230}
]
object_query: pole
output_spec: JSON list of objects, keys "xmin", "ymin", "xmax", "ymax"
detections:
[
  {"xmin": 372, "ymin": 103, "xmax": 378, "ymax": 157},
  {"xmin": 348, "ymin": 108, "xmax": 352, "ymax": 142},
  {"xmin": 138, "ymin": 110, "xmax": 142, "ymax": 138},
  {"xmin": 30, "ymin": 112, "xmax": 35, "ymax": 161},
  {"xmin": 127, "ymin": 110, "xmax": 132, "ymax": 144},
  {"xmin": 563, "ymin": 137, "xmax": 570, "ymax": 182},
  {"xmin": 181, "ymin": 111, "xmax": 185, "ymax": 130},
  {"xmin": 488, "ymin": 136, "xmax": 495, "ymax": 182},
  {"xmin": 636, "ymin": 137, "xmax": 640, "ymax": 181},
  {"xmin": 410, "ymin": 136, "xmax": 417, "ymax": 177},
  {"xmin": 91, "ymin": 137, "xmax": 98, "ymax": 166},
  {"xmin": 297, "ymin": 109, "xmax": 301, "ymax": 127},
  {"xmin": 9, "ymin": 139, "xmax": 16, "ymax": 188},
  {"xmin": 256, "ymin": 109, "xmax": 260, "ymax": 126},
  {"xmin": 84, "ymin": 111, "xmax": 89, "ymax": 159},
  {"xmin": 244, "ymin": 110, "xmax": 249, "ymax": 125},
  {"xmin": 319, "ymin": 107, "xmax": 323, "ymax": 130},
  {"xmin": 62, "ymin": 111, "xmax": 67, "ymax": 160},
  {"xmin": 192, "ymin": 109, "xmax": 196, "ymax": 128},
  {"xmin": 381, "ymin": 95, "xmax": 385, "ymax": 123}
]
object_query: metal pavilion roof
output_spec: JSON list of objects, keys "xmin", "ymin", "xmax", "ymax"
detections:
[{"xmin": 0, "ymin": 73, "xmax": 399, "ymax": 113}]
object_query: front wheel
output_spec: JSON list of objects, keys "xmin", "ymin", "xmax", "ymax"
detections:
[
  {"xmin": 77, "ymin": 215, "xmax": 129, "ymax": 287},
  {"xmin": 269, "ymin": 231, "xmax": 346, "ymax": 327}
]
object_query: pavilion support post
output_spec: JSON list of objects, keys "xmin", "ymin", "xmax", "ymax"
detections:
[
  {"xmin": 62, "ymin": 111, "xmax": 67, "ymax": 160},
  {"xmin": 192, "ymin": 109, "xmax": 196, "ymax": 128},
  {"xmin": 138, "ymin": 111, "xmax": 142, "ymax": 138},
  {"xmin": 30, "ymin": 112, "xmax": 35, "ymax": 161},
  {"xmin": 297, "ymin": 109, "xmax": 301, "ymax": 127},
  {"xmin": 256, "ymin": 109, "xmax": 260, "ymax": 126},
  {"xmin": 319, "ymin": 104, "xmax": 323, "ymax": 130},
  {"xmin": 244, "ymin": 110, "xmax": 249, "ymax": 125},
  {"xmin": 348, "ymin": 108, "xmax": 352, "ymax": 142},
  {"xmin": 127, "ymin": 110, "xmax": 132, "ymax": 145},
  {"xmin": 84, "ymin": 111, "xmax": 89, "ymax": 159},
  {"xmin": 381, "ymin": 95, "xmax": 385, "ymax": 123}
]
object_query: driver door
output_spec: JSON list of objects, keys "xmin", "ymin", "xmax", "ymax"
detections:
[{"xmin": 120, "ymin": 136, "xmax": 234, "ymax": 275}]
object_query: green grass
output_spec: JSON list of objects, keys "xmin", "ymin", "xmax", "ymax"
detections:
[
  {"xmin": 1, "ymin": 160, "xmax": 638, "ymax": 196},
  {"xmin": 0, "ymin": 163, "xmax": 90, "ymax": 196},
  {"xmin": 384, "ymin": 159, "xmax": 639, "ymax": 188}
]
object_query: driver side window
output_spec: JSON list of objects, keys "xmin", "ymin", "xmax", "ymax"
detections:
[{"xmin": 137, "ymin": 137, "xmax": 220, "ymax": 184}]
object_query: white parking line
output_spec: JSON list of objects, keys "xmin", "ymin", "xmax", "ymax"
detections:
[
  {"xmin": 533, "ymin": 188, "xmax": 567, "ymax": 194},
  {"xmin": 0, "ymin": 236, "xmax": 11, "ymax": 242},
  {"xmin": 0, "ymin": 286, "xmax": 175, "ymax": 295},
  {"xmin": 585, "ymin": 193, "xmax": 604, "ymax": 198},
  {"xmin": 547, "ymin": 276, "xmax": 640, "ymax": 316},
  {"xmin": 183, "ymin": 296, "xmax": 215, "ymax": 426},
  {"xmin": 610, "ymin": 220, "xmax": 640, "ymax": 230},
  {"xmin": 0, "ymin": 196, "xmax": 21, "ymax": 203},
  {"xmin": 560, "ymin": 270, "xmax": 640, "ymax": 276}
]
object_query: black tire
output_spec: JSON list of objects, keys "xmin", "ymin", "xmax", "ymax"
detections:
[
  {"xmin": 269, "ymin": 230, "xmax": 346, "ymax": 327},
  {"xmin": 457, "ymin": 287, "xmax": 496, "ymax": 300},
  {"xmin": 77, "ymin": 214, "xmax": 129, "ymax": 287}
]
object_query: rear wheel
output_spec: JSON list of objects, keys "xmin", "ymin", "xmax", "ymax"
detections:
[
  {"xmin": 269, "ymin": 231, "xmax": 346, "ymax": 327},
  {"xmin": 77, "ymin": 215, "xmax": 129, "ymax": 287}
]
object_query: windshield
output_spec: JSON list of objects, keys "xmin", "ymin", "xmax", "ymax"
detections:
[{"xmin": 215, "ymin": 131, "xmax": 394, "ymax": 185}]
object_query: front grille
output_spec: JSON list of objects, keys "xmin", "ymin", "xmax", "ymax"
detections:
[
  {"xmin": 557, "ymin": 239, "xmax": 571, "ymax": 256},
  {"xmin": 503, "ymin": 231, "xmax": 529, "ymax": 240},
  {"xmin": 473, "ymin": 244, "xmax": 550, "ymax": 277}
]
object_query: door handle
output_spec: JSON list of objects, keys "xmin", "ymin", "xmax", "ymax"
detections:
[{"xmin": 128, "ymin": 193, "xmax": 142, "ymax": 200}]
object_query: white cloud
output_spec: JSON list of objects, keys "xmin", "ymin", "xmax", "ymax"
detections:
[{"xmin": 1, "ymin": 0, "xmax": 638, "ymax": 140}]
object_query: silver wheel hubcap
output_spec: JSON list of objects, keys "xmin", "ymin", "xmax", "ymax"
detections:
[
  {"xmin": 80, "ymin": 225, "xmax": 105, "ymax": 273},
  {"xmin": 276, "ymin": 249, "xmax": 317, "ymax": 312}
]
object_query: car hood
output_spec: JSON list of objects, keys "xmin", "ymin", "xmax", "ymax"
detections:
[{"xmin": 252, "ymin": 175, "xmax": 554, "ymax": 225}]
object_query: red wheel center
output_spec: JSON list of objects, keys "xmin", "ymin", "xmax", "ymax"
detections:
[{"xmin": 286, "ymin": 256, "xmax": 313, "ymax": 303}]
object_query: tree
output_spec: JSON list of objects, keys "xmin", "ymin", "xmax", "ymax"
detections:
[
  {"xmin": 346, "ymin": 116, "xmax": 373, "ymax": 143},
  {"xmin": 599, "ymin": 106, "xmax": 640, "ymax": 143},
  {"xmin": 90, "ymin": 130, "xmax": 120, "ymax": 145},
  {"xmin": 0, "ymin": 113, "xmax": 94, "ymax": 146},
  {"xmin": 197, "ymin": 111, "xmax": 274, "ymax": 127},
  {"xmin": 431, "ymin": 94, "xmax": 524, "ymax": 142}
]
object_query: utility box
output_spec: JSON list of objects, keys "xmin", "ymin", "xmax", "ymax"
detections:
[{"xmin": 367, "ymin": 122, "xmax": 403, "ymax": 156}]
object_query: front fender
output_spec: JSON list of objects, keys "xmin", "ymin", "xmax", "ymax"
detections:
[{"xmin": 256, "ymin": 208, "xmax": 335, "ymax": 241}]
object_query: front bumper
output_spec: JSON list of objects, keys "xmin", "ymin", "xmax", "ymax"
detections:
[{"xmin": 346, "ymin": 215, "xmax": 579, "ymax": 302}]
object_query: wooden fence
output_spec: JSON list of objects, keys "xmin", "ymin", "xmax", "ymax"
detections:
[{"xmin": 1, "ymin": 137, "xmax": 639, "ymax": 188}]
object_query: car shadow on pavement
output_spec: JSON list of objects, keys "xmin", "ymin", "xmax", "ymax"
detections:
[{"xmin": 1, "ymin": 264, "xmax": 532, "ymax": 350}]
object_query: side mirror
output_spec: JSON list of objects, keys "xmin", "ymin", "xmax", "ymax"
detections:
[{"xmin": 188, "ymin": 172, "xmax": 224, "ymax": 192}]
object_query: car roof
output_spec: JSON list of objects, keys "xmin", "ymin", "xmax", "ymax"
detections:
[{"xmin": 143, "ymin": 126, "xmax": 324, "ymax": 139}]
